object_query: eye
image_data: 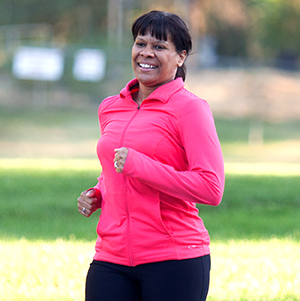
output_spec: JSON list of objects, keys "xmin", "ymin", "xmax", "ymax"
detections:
[
  {"xmin": 135, "ymin": 41, "xmax": 145, "ymax": 47},
  {"xmin": 154, "ymin": 45, "xmax": 165, "ymax": 50}
]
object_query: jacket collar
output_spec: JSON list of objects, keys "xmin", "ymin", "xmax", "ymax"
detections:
[{"xmin": 120, "ymin": 78, "xmax": 184, "ymax": 104}]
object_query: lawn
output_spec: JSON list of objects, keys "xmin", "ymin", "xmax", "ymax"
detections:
[
  {"xmin": 1, "ymin": 237, "xmax": 299, "ymax": 301},
  {"xmin": 1, "ymin": 106, "xmax": 300, "ymax": 300}
]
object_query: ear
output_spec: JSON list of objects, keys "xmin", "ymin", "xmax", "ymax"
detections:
[{"xmin": 177, "ymin": 50, "xmax": 187, "ymax": 67}]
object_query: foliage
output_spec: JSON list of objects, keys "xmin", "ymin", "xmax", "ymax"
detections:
[
  {"xmin": 0, "ymin": 0, "xmax": 299, "ymax": 59},
  {"xmin": 249, "ymin": 0, "xmax": 300, "ymax": 57}
]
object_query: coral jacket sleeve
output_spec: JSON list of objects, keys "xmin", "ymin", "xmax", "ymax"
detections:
[
  {"xmin": 91, "ymin": 173, "xmax": 103, "ymax": 207},
  {"xmin": 123, "ymin": 99, "xmax": 225, "ymax": 206}
]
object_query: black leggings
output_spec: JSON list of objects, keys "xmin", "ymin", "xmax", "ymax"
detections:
[{"xmin": 85, "ymin": 255, "xmax": 211, "ymax": 301}]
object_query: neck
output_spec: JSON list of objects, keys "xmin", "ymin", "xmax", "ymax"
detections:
[{"xmin": 133, "ymin": 84, "xmax": 156, "ymax": 106}]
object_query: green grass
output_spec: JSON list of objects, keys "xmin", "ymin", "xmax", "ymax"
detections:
[
  {"xmin": 199, "ymin": 172, "xmax": 300, "ymax": 241},
  {"xmin": 209, "ymin": 239, "xmax": 300, "ymax": 301},
  {"xmin": 0, "ymin": 159, "xmax": 101, "ymax": 241},
  {"xmin": 1, "ymin": 159, "xmax": 300, "ymax": 242},
  {"xmin": 1, "ymin": 238, "xmax": 299, "ymax": 301},
  {"xmin": 0, "ymin": 238, "xmax": 95, "ymax": 301},
  {"xmin": 1, "ymin": 106, "xmax": 300, "ymax": 161},
  {"xmin": 215, "ymin": 119, "xmax": 300, "ymax": 143}
]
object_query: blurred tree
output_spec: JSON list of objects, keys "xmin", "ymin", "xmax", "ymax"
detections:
[
  {"xmin": 0, "ymin": 0, "xmax": 108, "ymax": 45},
  {"xmin": 199, "ymin": 0, "xmax": 251, "ymax": 57},
  {"xmin": 199, "ymin": 0, "xmax": 299, "ymax": 60},
  {"xmin": 254, "ymin": 0, "xmax": 300, "ymax": 57},
  {"xmin": 0, "ymin": 0, "xmax": 299, "ymax": 60}
]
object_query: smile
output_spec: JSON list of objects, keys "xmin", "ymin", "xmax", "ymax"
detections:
[{"xmin": 138, "ymin": 63, "xmax": 157, "ymax": 69}]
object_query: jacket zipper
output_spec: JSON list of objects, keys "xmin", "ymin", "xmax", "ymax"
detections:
[
  {"xmin": 119, "ymin": 104, "xmax": 140, "ymax": 145},
  {"xmin": 120, "ymin": 103, "xmax": 140, "ymax": 266}
]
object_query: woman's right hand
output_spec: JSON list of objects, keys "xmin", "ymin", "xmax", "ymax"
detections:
[{"xmin": 77, "ymin": 189, "xmax": 101, "ymax": 217}]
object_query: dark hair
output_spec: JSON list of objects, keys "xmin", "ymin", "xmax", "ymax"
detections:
[{"xmin": 132, "ymin": 10, "xmax": 192, "ymax": 82}]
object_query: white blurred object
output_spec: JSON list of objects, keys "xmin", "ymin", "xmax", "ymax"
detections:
[
  {"xmin": 12, "ymin": 47, "xmax": 64, "ymax": 81},
  {"xmin": 73, "ymin": 49, "xmax": 106, "ymax": 82}
]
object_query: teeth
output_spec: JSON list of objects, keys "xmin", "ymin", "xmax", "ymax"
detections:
[{"xmin": 139, "ymin": 63, "xmax": 157, "ymax": 69}]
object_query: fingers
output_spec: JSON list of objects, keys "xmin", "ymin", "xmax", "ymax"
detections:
[
  {"xmin": 77, "ymin": 196, "xmax": 90, "ymax": 217},
  {"xmin": 77, "ymin": 189, "xmax": 97, "ymax": 217},
  {"xmin": 114, "ymin": 147, "xmax": 128, "ymax": 173}
]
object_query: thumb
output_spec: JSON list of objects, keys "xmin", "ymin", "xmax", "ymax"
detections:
[{"xmin": 86, "ymin": 189, "xmax": 95, "ymax": 197}]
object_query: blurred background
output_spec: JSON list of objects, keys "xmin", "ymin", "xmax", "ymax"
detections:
[
  {"xmin": 1, "ymin": 2, "xmax": 300, "ymax": 300},
  {"xmin": 0, "ymin": 0, "xmax": 300, "ymax": 159}
]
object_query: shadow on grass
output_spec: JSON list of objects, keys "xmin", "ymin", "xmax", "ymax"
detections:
[
  {"xmin": 1, "ymin": 168, "xmax": 101, "ymax": 241},
  {"xmin": 198, "ymin": 174, "xmax": 300, "ymax": 241},
  {"xmin": 1, "ymin": 169, "xmax": 300, "ymax": 242}
]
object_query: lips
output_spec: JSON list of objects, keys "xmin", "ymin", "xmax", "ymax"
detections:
[{"xmin": 138, "ymin": 63, "xmax": 158, "ymax": 69}]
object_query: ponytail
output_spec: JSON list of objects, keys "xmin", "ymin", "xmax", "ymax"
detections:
[{"xmin": 175, "ymin": 64, "xmax": 187, "ymax": 82}]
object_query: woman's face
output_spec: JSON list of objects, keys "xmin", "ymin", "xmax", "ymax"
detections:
[{"xmin": 132, "ymin": 32, "xmax": 186, "ymax": 90}]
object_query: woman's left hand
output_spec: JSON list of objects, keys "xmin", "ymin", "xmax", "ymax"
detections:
[{"xmin": 114, "ymin": 147, "xmax": 129, "ymax": 173}]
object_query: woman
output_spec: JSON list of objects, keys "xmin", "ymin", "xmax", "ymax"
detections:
[{"xmin": 77, "ymin": 10, "xmax": 224, "ymax": 301}]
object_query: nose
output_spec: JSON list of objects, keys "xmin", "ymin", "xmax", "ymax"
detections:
[{"xmin": 140, "ymin": 45, "xmax": 154, "ymax": 57}]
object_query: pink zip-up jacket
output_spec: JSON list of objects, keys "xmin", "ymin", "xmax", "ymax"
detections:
[{"xmin": 92, "ymin": 77, "xmax": 224, "ymax": 267}]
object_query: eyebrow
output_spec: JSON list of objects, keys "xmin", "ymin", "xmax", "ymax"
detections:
[{"xmin": 136, "ymin": 36, "xmax": 168, "ymax": 44}]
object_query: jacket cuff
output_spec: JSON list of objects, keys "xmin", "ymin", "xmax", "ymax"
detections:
[{"xmin": 87, "ymin": 187, "xmax": 102, "ymax": 203}]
